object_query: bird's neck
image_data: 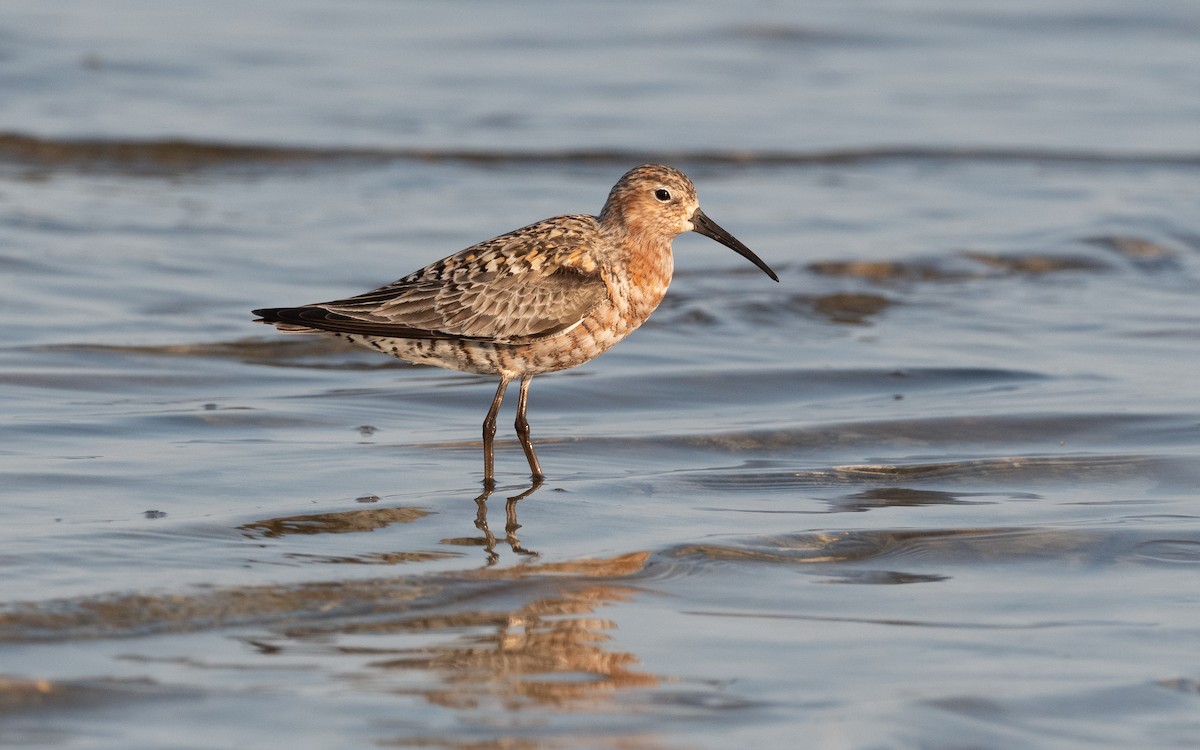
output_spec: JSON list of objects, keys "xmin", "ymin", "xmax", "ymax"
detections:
[{"xmin": 619, "ymin": 234, "xmax": 674, "ymax": 323}]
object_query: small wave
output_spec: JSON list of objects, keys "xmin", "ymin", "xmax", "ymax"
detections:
[
  {"xmin": 0, "ymin": 676, "xmax": 193, "ymax": 713},
  {"xmin": 3, "ymin": 132, "xmax": 1199, "ymax": 174},
  {"xmin": 0, "ymin": 551, "xmax": 652, "ymax": 643},
  {"xmin": 666, "ymin": 523, "xmax": 1200, "ymax": 575},
  {"xmin": 33, "ymin": 339, "xmax": 411, "ymax": 370},
  {"xmin": 238, "ymin": 506, "xmax": 431, "ymax": 539},
  {"xmin": 808, "ymin": 251, "xmax": 1110, "ymax": 283},
  {"xmin": 680, "ymin": 454, "xmax": 1188, "ymax": 496}
]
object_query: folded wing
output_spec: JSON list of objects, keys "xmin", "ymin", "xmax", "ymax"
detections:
[{"xmin": 254, "ymin": 215, "xmax": 610, "ymax": 344}]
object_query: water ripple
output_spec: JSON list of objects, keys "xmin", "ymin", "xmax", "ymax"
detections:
[
  {"xmin": 663, "ymin": 523, "xmax": 1200, "ymax": 577},
  {"xmin": 3, "ymin": 132, "xmax": 1199, "ymax": 174}
]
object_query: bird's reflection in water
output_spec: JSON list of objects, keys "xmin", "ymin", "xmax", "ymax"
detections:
[
  {"xmin": 332, "ymin": 556, "xmax": 661, "ymax": 719},
  {"xmin": 470, "ymin": 477, "xmax": 543, "ymax": 564},
  {"xmin": 365, "ymin": 581, "xmax": 660, "ymax": 713}
]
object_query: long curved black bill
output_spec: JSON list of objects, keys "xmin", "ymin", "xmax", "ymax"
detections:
[{"xmin": 690, "ymin": 208, "xmax": 779, "ymax": 282}]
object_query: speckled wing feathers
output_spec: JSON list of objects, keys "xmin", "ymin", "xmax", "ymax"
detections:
[{"xmin": 257, "ymin": 215, "xmax": 611, "ymax": 344}]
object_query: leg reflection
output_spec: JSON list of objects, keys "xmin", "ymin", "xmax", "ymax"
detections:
[{"xmin": 474, "ymin": 478, "xmax": 542, "ymax": 564}]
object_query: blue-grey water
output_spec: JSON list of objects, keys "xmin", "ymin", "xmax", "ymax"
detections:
[{"xmin": 2, "ymin": 2, "xmax": 1200, "ymax": 748}]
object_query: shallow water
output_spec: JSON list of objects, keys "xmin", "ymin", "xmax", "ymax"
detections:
[{"xmin": 3, "ymin": 1, "xmax": 1200, "ymax": 748}]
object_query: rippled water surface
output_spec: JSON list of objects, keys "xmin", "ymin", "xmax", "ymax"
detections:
[{"xmin": 2, "ymin": 1, "xmax": 1200, "ymax": 748}]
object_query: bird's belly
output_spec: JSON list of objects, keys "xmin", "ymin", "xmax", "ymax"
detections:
[{"xmin": 336, "ymin": 298, "xmax": 658, "ymax": 378}]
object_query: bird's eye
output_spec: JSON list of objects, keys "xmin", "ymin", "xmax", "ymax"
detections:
[{"xmin": 654, "ymin": 188, "xmax": 671, "ymax": 202}]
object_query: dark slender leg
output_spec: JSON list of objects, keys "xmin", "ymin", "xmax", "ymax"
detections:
[
  {"xmin": 482, "ymin": 377, "xmax": 511, "ymax": 486},
  {"xmin": 514, "ymin": 374, "xmax": 544, "ymax": 481},
  {"xmin": 473, "ymin": 376, "xmax": 541, "ymax": 562}
]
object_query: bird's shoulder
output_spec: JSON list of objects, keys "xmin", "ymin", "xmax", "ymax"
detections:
[{"xmin": 404, "ymin": 214, "xmax": 608, "ymax": 285}]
